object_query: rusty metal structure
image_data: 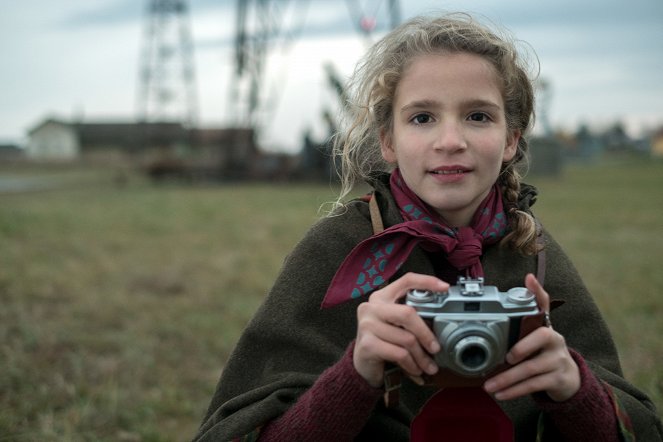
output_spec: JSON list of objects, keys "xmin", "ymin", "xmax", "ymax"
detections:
[
  {"xmin": 229, "ymin": 0, "xmax": 400, "ymax": 132},
  {"xmin": 228, "ymin": 0, "xmax": 310, "ymax": 132},
  {"xmin": 136, "ymin": 0, "xmax": 199, "ymax": 128},
  {"xmin": 134, "ymin": 0, "xmax": 402, "ymax": 181}
]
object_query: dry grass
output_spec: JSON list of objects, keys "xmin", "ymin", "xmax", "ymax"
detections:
[
  {"xmin": 526, "ymin": 155, "xmax": 663, "ymax": 405},
  {"xmin": 0, "ymin": 155, "xmax": 661, "ymax": 440}
]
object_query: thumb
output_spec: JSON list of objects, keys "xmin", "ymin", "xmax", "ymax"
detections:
[{"xmin": 525, "ymin": 273, "xmax": 549, "ymax": 313}]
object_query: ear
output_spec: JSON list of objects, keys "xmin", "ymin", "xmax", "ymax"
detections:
[
  {"xmin": 503, "ymin": 129, "xmax": 521, "ymax": 163},
  {"xmin": 380, "ymin": 127, "xmax": 397, "ymax": 164}
]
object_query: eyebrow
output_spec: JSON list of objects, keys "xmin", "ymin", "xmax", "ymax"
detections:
[
  {"xmin": 399, "ymin": 99, "xmax": 503, "ymax": 114},
  {"xmin": 399, "ymin": 99, "xmax": 440, "ymax": 115}
]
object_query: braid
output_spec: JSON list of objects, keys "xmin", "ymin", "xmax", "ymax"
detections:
[{"xmin": 499, "ymin": 164, "xmax": 540, "ymax": 255}]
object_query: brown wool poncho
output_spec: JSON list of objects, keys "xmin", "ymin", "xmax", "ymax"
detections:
[{"xmin": 194, "ymin": 174, "xmax": 662, "ymax": 441}]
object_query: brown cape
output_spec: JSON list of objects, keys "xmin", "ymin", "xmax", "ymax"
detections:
[{"xmin": 195, "ymin": 175, "xmax": 662, "ymax": 441}]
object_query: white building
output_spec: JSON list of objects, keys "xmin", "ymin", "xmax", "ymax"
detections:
[{"xmin": 26, "ymin": 118, "xmax": 79, "ymax": 160}]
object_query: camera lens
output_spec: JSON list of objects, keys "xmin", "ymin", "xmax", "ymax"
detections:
[
  {"xmin": 460, "ymin": 344, "xmax": 487, "ymax": 369},
  {"xmin": 453, "ymin": 335, "xmax": 493, "ymax": 374}
]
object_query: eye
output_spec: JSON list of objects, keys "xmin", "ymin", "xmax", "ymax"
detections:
[
  {"xmin": 468, "ymin": 112, "xmax": 491, "ymax": 123},
  {"xmin": 411, "ymin": 113, "xmax": 433, "ymax": 125}
]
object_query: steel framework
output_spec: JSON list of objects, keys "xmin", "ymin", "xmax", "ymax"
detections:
[
  {"xmin": 136, "ymin": 0, "xmax": 199, "ymax": 127},
  {"xmin": 229, "ymin": 0, "xmax": 400, "ymax": 133}
]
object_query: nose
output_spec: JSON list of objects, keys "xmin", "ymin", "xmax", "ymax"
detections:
[{"xmin": 434, "ymin": 120, "xmax": 467, "ymax": 152}]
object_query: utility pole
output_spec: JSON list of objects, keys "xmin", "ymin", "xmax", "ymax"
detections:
[{"xmin": 137, "ymin": 0, "xmax": 198, "ymax": 128}]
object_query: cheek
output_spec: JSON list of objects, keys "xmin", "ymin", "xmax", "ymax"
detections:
[
  {"xmin": 477, "ymin": 144, "xmax": 510, "ymax": 178},
  {"xmin": 477, "ymin": 132, "xmax": 514, "ymax": 167}
]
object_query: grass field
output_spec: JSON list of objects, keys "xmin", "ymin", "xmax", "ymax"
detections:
[{"xmin": 1, "ymin": 155, "xmax": 661, "ymax": 441}]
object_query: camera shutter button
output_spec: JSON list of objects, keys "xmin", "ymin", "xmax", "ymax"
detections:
[
  {"xmin": 407, "ymin": 289, "xmax": 435, "ymax": 303},
  {"xmin": 506, "ymin": 287, "xmax": 535, "ymax": 304}
]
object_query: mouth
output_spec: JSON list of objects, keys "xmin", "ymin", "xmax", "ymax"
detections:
[
  {"xmin": 428, "ymin": 166, "xmax": 471, "ymax": 183},
  {"xmin": 430, "ymin": 166, "xmax": 471, "ymax": 175},
  {"xmin": 431, "ymin": 169, "xmax": 467, "ymax": 175}
]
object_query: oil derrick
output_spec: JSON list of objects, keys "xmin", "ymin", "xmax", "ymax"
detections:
[
  {"xmin": 300, "ymin": 0, "xmax": 402, "ymax": 180},
  {"xmin": 229, "ymin": 0, "xmax": 308, "ymax": 131},
  {"xmin": 137, "ymin": 0, "xmax": 198, "ymax": 128}
]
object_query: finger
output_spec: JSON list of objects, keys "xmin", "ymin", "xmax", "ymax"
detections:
[
  {"xmin": 408, "ymin": 374, "xmax": 425, "ymax": 386},
  {"xmin": 489, "ymin": 371, "xmax": 556, "ymax": 401},
  {"xmin": 368, "ymin": 319, "xmax": 439, "ymax": 375},
  {"xmin": 362, "ymin": 302, "xmax": 440, "ymax": 354},
  {"xmin": 369, "ymin": 272, "xmax": 448, "ymax": 304},
  {"xmin": 525, "ymin": 273, "xmax": 549, "ymax": 313},
  {"xmin": 486, "ymin": 343, "xmax": 580, "ymax": 402},
  {"xmin": 357, "ymin": 332, "xmax": 427, "ymax": 377},
  {"xmin": 505, "ymin": 326, "xmax": 559, "ymax": 365},
  {"xmin": 484, "ymin": 352, "xmax": 556, "ymax": 397}
]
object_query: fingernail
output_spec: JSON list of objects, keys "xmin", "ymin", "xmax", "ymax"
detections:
[
  {"xmin": 427, "ymin": 362, "xmax": 438, "ymax": 375},
  {"xmin": 410, "ymin": 375, "xmax": 424, "ymax": 386},
  {"xmin": 429, "ymin": 340, "xmax": 440, "ymax": 353},
  {"xmin": 484, "ymin": 380, "xmax": 495, "ymax": 392}
]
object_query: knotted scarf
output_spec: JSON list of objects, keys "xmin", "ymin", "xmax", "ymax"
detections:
[{"xmin": 321, "ymin": 169, "xmax": 508, "ymax": 308}]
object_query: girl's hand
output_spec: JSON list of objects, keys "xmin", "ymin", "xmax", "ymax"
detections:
[
  {"xmin": 483, "ymin": 274, "xmax": 581, "ymax": 402},
  {"xmin": 353, "ymin": 273, "xmax": 448, "ymax": 388}
]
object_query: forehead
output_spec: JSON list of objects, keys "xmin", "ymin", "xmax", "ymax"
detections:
[{"xmin": 395, "ymin": 52, "xmax": 503, "ymax": 105}]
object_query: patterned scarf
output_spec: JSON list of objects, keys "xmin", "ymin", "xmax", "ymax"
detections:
[{"xmin": 321, "ymin": 169, "xmax": 508, "ymax": 308}]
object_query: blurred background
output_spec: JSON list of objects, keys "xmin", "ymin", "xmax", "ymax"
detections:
[
  {"xmin": 1, "ymin": 0, "xmax": 662, "ymax": 169},
  {"xmin": 1, "ymin": 1, "xmax": 662, "ymax": 441}
]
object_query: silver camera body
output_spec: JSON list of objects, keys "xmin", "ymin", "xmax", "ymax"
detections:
[{"xmin": 406, "ymin": 277, "xmax": 539, "ymax": 377}]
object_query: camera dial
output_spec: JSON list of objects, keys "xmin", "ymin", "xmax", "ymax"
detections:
[
  {"xmin": 407, "ymin": 289, "xmax": 435, "ymax": 303},
  {"xmin": 506, "ymin": 287, "xmax": 535, "ymax": 305}
]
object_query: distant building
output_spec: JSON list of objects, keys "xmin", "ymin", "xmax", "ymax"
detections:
[
  {"xmin": 0, "ymin": 143, "xmax": 24, "ymax": 162},
  {"xmin": 26, "ymin": 118, "xmax": 79, "ymax": 160},
  {"xmin": 24, "ymin": 116, "xmax": 346, "ymax": 181},
  {"xmin": 26, "ymin": 118, "xmax": 187, "ymax": 162},
  {"xmin": 189, "ymin": 127, "xmax": 259, "ymax": 179},
  {"xmin": 25, "ymin": 116, "xmax": 270, "ymax": 180}
]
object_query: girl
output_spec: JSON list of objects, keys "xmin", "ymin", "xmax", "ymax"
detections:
[{"xmin": 195, "ymin": 14, "xmax": 662, "ymax": 441}]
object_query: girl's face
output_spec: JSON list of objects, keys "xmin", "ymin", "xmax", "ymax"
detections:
[{"xmin": 380, "ymin": 52, "xmax": 519, "ymax": 227}]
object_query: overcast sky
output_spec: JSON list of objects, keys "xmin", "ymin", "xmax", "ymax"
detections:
[{"xmin": 1, "ymin": 0, "xmax": 662, "ymax": 151}]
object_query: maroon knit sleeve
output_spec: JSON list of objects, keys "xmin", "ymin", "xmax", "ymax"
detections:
[
  {"xmin": 258, "ymin": 341, "xmax": 383, "ymax": 442},
  {"xmin": 534, "ymin": 348, "xmax": 621, "ymax": 441}
]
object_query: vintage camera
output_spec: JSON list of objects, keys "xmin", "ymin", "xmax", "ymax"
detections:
[{"xmin": 406, "ymin": 277, "xmax": 540, "ymax": 378}]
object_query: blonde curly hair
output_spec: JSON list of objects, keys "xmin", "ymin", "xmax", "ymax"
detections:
[{"xmin": 332, "ymin": 13, "xmax": 540, "ymax": 255}]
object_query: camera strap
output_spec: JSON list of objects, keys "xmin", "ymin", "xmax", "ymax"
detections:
[
  {"xmin": 534, "ymin": 218, "xmax": 547, "ymax": 286},
  {"xmin": 368, "ymin": 195, "xmax": 404, "ymax": 406},
  {"xmin": 368, "ymin": 189, "xmax": 385, "ymax": 235}
]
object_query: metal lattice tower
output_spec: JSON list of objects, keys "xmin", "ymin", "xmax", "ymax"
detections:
[
  {"xmin": 229, "ymin": 0, "xmax": 399, "ymax": 135},
  {"xmin": 229, "ymin": 0, "xmax": 309, "ymax": 130},
  {"xmin": 137, "ymin": 0, "xmax": 198, "ymax": 127}
]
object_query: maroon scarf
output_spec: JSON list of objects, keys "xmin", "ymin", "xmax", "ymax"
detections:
[{"xmin": 321, "ymin": 169, "xmax": 508, "ymax": 308}]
